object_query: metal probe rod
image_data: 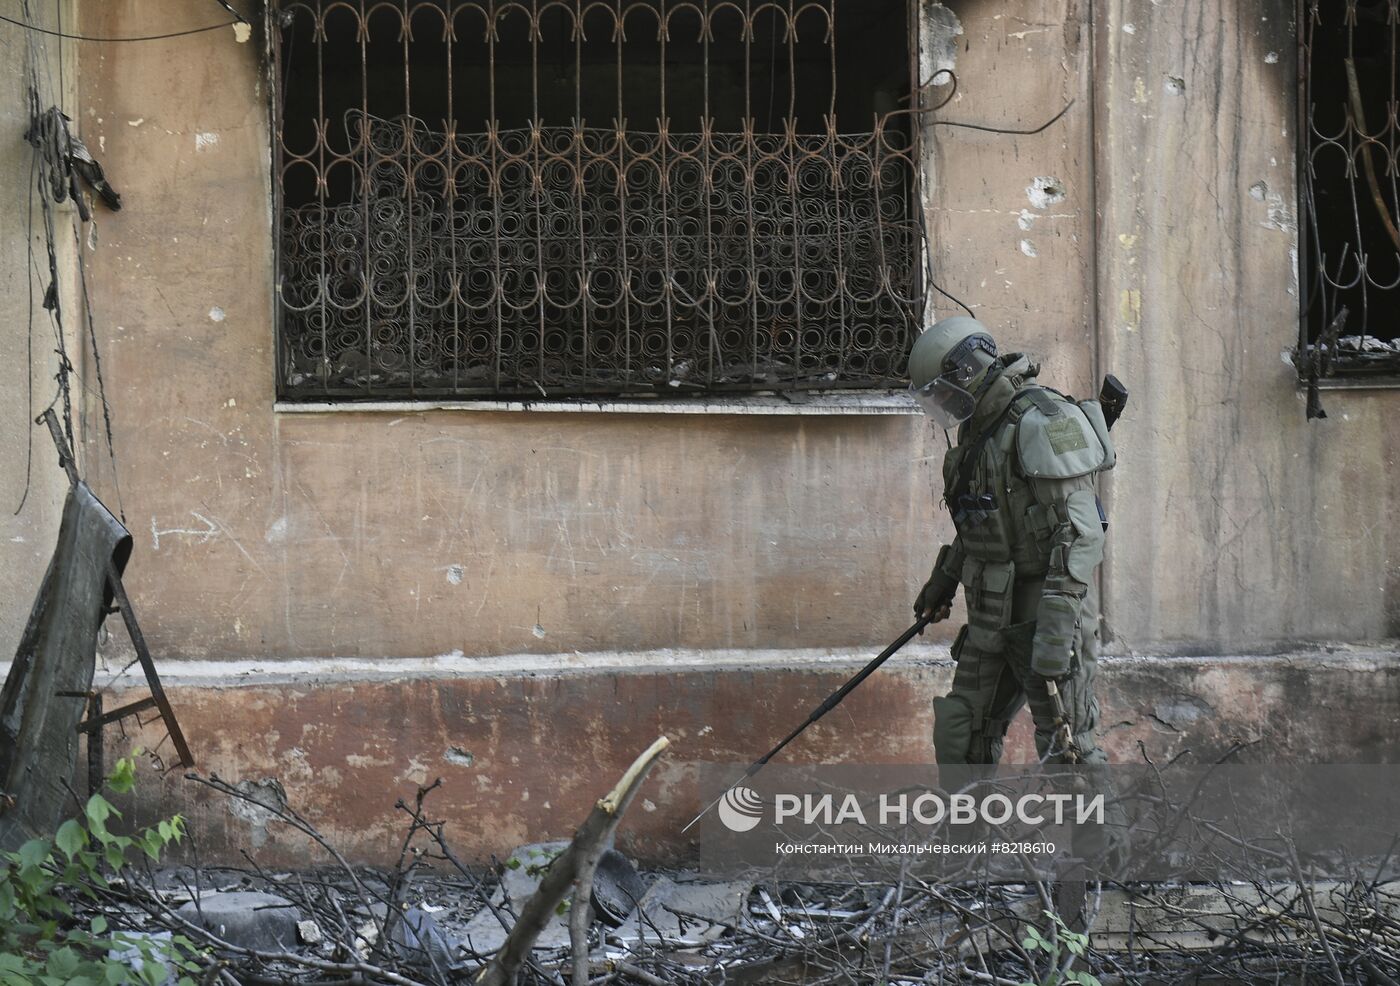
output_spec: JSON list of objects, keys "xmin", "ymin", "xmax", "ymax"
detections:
[{"xmin": 681, "ymin": 615, "xmax": 933, "ymax": 833}]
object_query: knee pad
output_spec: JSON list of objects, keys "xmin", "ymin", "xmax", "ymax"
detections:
[{"xmin": 933, "ymin": 694, "xmax": 974, "ymax": 765}]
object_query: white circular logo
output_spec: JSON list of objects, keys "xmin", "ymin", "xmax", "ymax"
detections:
[{"xmin": 717, "ymin": 786, "xmax": 765, "ymax": 832}]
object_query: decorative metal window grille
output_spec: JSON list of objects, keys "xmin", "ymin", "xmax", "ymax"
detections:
[
  {"xmin": 273, "ymin": 0, "xmax": 920, "ymax": 400},
  {"xmin": 1299, "ymin": 0, "xmax": 1400, "ymax": 372}
]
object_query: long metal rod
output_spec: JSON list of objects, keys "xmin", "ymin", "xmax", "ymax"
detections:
[{"xmin": 681, "ymin": 615, "xmax": 932, "ymax": 833}]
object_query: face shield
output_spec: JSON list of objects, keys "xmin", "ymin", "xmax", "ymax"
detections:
[
  {"xmin": 909, "ymin": 333, "xmax": 997, "ymax": 428},
  {"xmin": 910, "ymin": 375, "xmax": 978, "ymax": 429}
]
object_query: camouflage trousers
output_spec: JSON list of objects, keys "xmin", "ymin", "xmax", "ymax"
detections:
[{"xmin": 932, "ymin": 581, "xmax": 1105, "ymax": 766}]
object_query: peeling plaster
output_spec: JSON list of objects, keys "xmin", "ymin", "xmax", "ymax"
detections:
[
  {"xmin": 1152, "ymin": 696, "xmax": 1215, "ymax": 730},
  {"xmin": 226, "ymin": 778, "xmax": 289, "ymax": 850},
  {"xmin": 919, "ymin": 3, "xmax": 963, "ymax": 88},
  {"xmin": 1026, "ymin": 176, "xmax": 1066, "ymax": 209},
  {"xmin": 1251, "ymin": 181, "xmax": 1296, "ymax": 234},
  {"xmin": 444, "ymin": 746, "xmax": 475, "ymax": 767},
  {"xmin": 265, "ymin": 516, "xmax": 289, "ymax": 543}
]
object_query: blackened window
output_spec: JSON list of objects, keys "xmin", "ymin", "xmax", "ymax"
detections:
[
  {"xmin": 273, "ymin": 0, "xmax": 919, "ymax": 401},
  {"xmin": 1300, "ymin": 0, "xmax": 1400, "ymax": 374}
]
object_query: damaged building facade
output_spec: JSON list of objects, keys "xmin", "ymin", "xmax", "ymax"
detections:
[{"xmin": 0, "ymin": 0, "xmax": 1397, "ymax": 865}]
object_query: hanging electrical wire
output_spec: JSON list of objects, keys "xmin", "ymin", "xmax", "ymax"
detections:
[
  {"xmin": 11, "ymin": 0, "xmax": 126, "ymax": 521},
  {"xmin": 0, "ymin": 11, "xmax": 241, "ymax": 43},
  {"xmin": 890, "ymin": 68, "xmax": 1079, "ymax": 324}
]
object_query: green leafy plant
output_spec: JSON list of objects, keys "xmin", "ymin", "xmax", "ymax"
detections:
[
  {"xmin": 0, "ymin": 756, "xmax": 203, "ymax": 986},
  {"xmin": 1018, "ymin": 908, "xmax": 1101, "ymax": 986}
]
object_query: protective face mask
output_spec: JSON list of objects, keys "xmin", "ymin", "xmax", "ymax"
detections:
[{"xmin": 909, "ymin": 375, "xmax": 976, "ymax": 428}]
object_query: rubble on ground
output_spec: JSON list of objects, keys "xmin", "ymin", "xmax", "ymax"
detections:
[
  {"xmin": 19, "ymin": 744, "xmax": 1400, "ymax": 984},
  {"xmin": 83, "ymin": 859, "xmax": 1400, "ymax": 985}
]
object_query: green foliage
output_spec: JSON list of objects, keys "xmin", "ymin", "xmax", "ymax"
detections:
[
  {"xmin": 1018, "ymin": 909, "xmax": 1102, "ymax": 986},
  {"xmin": 0, "ymin": 756, "xmax": 203, "ymax": 986},
  {"xmin": 504, "ymin": 846, "xmax": 561, "ymax": 879}
]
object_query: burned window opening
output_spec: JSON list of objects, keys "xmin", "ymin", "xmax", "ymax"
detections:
[
  {"xmin": 273, "ymin": 0, "xmax": 919, "ymax": 401},
  {"xmin": 1299, "ymin": 0, "xmax": 1400, "ymax": 376}
]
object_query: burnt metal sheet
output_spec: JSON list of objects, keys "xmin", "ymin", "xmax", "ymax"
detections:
[{"xmin": 0, "ymin": 482, "xmax": 131, "ymax": 851}]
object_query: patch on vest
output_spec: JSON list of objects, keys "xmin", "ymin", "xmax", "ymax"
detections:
[
  {"xmin": 1046, "ymin": 416, "xmax": 1090, "ymax": 454},
  {"xmin": 1016, "ymin": 396, "xmax": 1107, "ymax": 478}
]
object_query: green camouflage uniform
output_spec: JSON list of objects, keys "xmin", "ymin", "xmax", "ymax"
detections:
[{"xmin": 919, "ymin": 356, "xmax": 1115, "ymax": 765}]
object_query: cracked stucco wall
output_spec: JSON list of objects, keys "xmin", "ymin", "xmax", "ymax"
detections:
[
  {"xmin": 921, "ymin": 0, "xmax": 1395, "ymax": 650},
  {"xmin": 1090, "ymin": 0, "xmax": 1395, "ymax": 648},
  {"xmin": 0, "ymin": 0, "xmax": 1392, "ymax": 679},
  {"xmin": 0, "ymin": 0, "xmax": 1394, "ymax": 867},
  {"xmin": 30, "ymin": 0, "xmax": 953, "ymax": 668}
]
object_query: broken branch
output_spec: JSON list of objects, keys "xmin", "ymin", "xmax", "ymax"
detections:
[{"xmin": 476, "ymin": 737, "xmax": 670, "ymax": 986}]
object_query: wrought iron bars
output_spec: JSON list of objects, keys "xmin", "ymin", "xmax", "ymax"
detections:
[
  {"xmin": 273, "ymin": 1, "xmax": 919, "ymax": 399},
  {"xmin": 1300, "ymin": 0, "xmax": 1400, "ymax": 362}
]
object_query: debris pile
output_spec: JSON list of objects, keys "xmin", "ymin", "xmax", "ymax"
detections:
[
  {"xmin": 32, "ymin": 744, "xmax": 1400, "ymax": 986},
  {"xmin": 75, "ymin": 853, "xmax": 1400, "ymax": 985}
]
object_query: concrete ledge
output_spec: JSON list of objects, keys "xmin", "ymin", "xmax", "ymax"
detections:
[
  {"xmin": 52, "ymin": 641, "xmax": 1399, "ymax": 687},
  {"xmin": 273, "ymin": 389, "xmax": 922, "ymax": 416},
  {"xmin": 82, "ymin": 644, "xmax": 955, "ymax": 686}
]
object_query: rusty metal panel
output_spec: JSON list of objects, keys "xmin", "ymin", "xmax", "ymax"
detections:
[{"xmin": 272, "ymin": 0, "xmax": 921, "ymax": 399}]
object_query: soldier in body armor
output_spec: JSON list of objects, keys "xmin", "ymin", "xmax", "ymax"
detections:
[{"xmin": 907, "ymin": 316, "xmax": 1116, "ymax": 767}]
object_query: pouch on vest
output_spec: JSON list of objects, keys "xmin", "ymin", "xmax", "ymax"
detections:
[
  {"xmin": 961, "ymin": 556, "xmax": 1016, "ymax": 650},
  {"xmin": 955, "ymin": 492, "xmax": 1014, "ymax": 561},
  {"xmin": 1031, "ymin": 592, "xmax": 1079, "ymax": 679}
]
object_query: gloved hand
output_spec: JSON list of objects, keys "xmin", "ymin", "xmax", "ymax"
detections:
[
  {"xmin": 1031, "ymin": 593, "xmax": 1079, "ymax": 679},
  {"xmin": 914, "ymin": 576, "xmax": 956, "ymax": 623}
]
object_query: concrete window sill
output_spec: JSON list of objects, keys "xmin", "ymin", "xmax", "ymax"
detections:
[
  {"xmin": 273, "ymin": 390, "xmax": 922, "ymax": 416},
  {"xmin": 1307, "ymin": 376, "xmax": 1400, "ymax": 392}
]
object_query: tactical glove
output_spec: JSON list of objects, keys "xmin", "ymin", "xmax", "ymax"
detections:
[
  {"xmin": 915, "ymin": 544, "xmax": 960, "ymax": 621},
  {"xmin": 915, "ymin": 572, "xmax": 957, "ymax": 621},
  {"xmin": 1031, "ymin": 592, "xmax": 1079, "ymax": 679}
]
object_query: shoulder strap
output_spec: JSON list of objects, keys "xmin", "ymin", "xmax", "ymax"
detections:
[{"xmin": 1026, "ymin": 388, "xmax": 1062, "ymax": 418}]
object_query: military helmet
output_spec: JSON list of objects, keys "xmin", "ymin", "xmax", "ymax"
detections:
[{"xmin": 907, "ymin": 316, "xmax": 998, "ymax": 428}]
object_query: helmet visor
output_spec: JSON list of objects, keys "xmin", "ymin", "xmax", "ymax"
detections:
[{"xmin": 910, "ymin": 376, "xmax": 977, "ymax": 428}]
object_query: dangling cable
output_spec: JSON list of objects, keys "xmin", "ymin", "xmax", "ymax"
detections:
[
  {"xmin": 13, "ymin": 142, "xmax": 39, "ymax": 515},
  {"xmin": 72, "ymin": 221, "xmax": 125, "ymax": 522},
  {"xmin": 889, "ymin": 70, "xmax": 978, "ymax": 323},
  {"xmin": 15, "ymin": 0, "xmax": 125, "ymax": 517}
]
